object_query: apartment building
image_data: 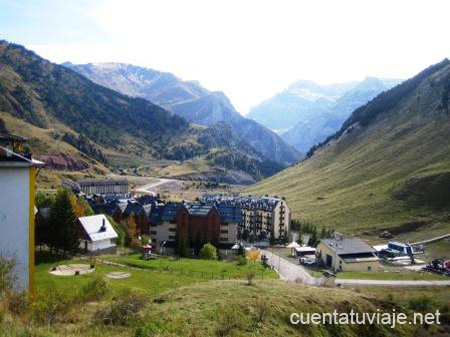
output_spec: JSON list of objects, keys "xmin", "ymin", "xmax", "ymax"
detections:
[
  {"xmin": 148, "ymin": 202, "xmax": 241, "ymax": 249},
  {"xmin": 202, "ymin": 194, "xmax": 291, "ymax": 242},
  {"xmin": 79, "ymin": 178, "xmax": 129, "ymax": 195}
]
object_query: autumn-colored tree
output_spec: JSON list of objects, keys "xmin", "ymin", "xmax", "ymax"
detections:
[
  {"xmin": 70, "ymin": 194, "xmax": 94, "ymax": 217},
  {"xmin": 246, "ymin": 249, "xmax": 262, "ymax": 264},
  {"xmin": 123, "ymin": 217, "xmax": 140, "ymax": 249}
]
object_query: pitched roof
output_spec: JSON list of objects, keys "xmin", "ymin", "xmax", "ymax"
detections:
[
  {"xmin": 78, "ymin": 214, "xmax": 118, "ymax": 242},
  {"xmin": 0, "ymin": 145, "xmax": 44, "ymax": 167},
  {"xmin": 149, "ymin": 205, "xmax": 165, "ymax": 224},
  {"xmin": 201, "ymin": 194, "xmax": 283, "ymax": 212},
  {"xmin": 123, "ymin": 202, "xmax": 144, "ymax": 216},
  {"xmin": 216, "ymin": 204, "xmax": 242, "ymax": 223},
  {"xmin": 91, "ymin": 203, "xmax": 118, "ymax": 216},
  {"xmin": 187, "ymin": 204, "xmax": 214, "ymax": 217},
  {"xmin": 161, "ymin": 202, "xmax": 183, "ymax": 221},
  {"xmin": 321, "ymin": 237, "xmax": 375, "ymax": 255}
]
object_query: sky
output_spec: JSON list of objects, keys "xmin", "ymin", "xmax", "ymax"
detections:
[{"xmin": 1, "ymin": 0, "xmax": 449, "ymax": 114}]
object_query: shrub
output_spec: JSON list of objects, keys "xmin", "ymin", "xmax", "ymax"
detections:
[
  {"xmin": 408, "ymin": 295, "xmax": 438, "ymax": 311},
  {"xmin": 0, "ymin": 257, "xmax": 16, "ymax": 294},
  {"xmin": 246, "ymin": 271, "xmax": 256, "ymax": 285},
  {"xmin": 256, "ymin": 299, "xmax": 267, "ymax": 323},
  {"xmin": 32, "ymin": 291, "xmax": 77, "ymax": 325},
  {"xmin": 215, "ymin": 305, "xmax": 243, "ymax": 337},
  {"xmin": 95, "ymin": 290, "xmax": 147, "ymax": 326},
  {"xmin": 236, "ymin": 256, "xmax": 247, "ymax": 266},
  {"xmin": 200, "ymin": 243, "xmax": 218, "ymax": 260},
  {"xmin": 6, "ymin": 291, "xmax": 28, "ymax": 316},
  {"xmin": 82, "ymin": 276, "xmax": 110, "ymax": 302}
]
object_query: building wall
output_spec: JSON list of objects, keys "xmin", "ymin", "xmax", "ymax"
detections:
[
  {"xmin": 0, "ymin": 166, "xmax": 33, "ymax": 291},
  {"xmin": 79, "ymin": 239, "xmax": 117, "ymax": 254},
  {"xmin": 220, "ymin": 222, "xmax": 238, "ymax": 244},
  {"xmin": 79, "ymin": 239, "xmax": 117, "ymax": 252},
  {"xmin": 317, "ymin": 241, "xmax": 379, "ymax": 272},
  {"xmin": 240, "ymin": 199, "xmax": 291, "ymax": 240},
  {"xmin": 341, "ymin": 260, "xmax": 379, "ymax": 272},
  {"xmin": 152, "ymin": 220, "xmax": 177, "ymax": 249},
  {"xmin": 317, "ymin": 241, "xmax": 338, "ymax": 270}
]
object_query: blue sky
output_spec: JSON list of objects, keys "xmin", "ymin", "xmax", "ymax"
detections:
[{"xmin": 1, "ymin": 0, "xmax": 449, "ymax": 114}]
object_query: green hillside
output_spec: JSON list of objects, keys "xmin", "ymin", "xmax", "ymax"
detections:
[{"xmin": 248, "ymin": 60, "xmax": 450, "ymax": 242}]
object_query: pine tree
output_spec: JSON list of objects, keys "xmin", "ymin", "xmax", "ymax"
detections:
[
  {"xmin": 320, "ymin": 227, "xmax": 327, "ymax": 239},
  {"xmin": 49, "ymin": 189, "xmax": 79, "ymax": 253},
  {"xmin": 308, "ymin": 227, "xmax": 318, "ymax": 247},
  {"xmin": 176, "ymin": 234, "xmax": 188, "ymax": 258}
]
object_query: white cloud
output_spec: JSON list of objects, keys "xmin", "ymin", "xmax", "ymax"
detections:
[{"xmin": 28, "ymin": 0, "xmax": 450, "ymax": 114}]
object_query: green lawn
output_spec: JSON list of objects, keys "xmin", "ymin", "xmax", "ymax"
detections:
[
  {"xmin": 335, "ymin": 270, "xmax": 449, "ymax": 281},
  {"xmin": 35, "ymin": 252, "xmax": 277, "ymax": 297},
  {"xmin": 36, "ymin": 255, "xmax": 203, "ymax": 297},
  {"xmin": 104, "ymin": 253, "xmax": 278, "ymax": 279}
]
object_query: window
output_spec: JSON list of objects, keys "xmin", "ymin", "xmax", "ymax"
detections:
[
  {"xmin": 150, "ymin": 231, "xmax": 157, "ymax": 235},
  {"xmin": 220, "ymin": 230, "xmax": 228, "ymax": 234},
  {"xmin": 169, "ymin": 235, "xmax": 176, "ymax": 240},
  {"xmin": 169, "ymin": 228, "xmax": 177, "ymax": 232},
  {"xmin": 220, "ymin": 237, "xmax": 228, "ymax": 241},
  {"xmin": 367, "ymin": 266, "xmax": 372, "ymax": 271}
]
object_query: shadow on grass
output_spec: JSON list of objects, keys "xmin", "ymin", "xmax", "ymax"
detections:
[{"xmin": 35, "ymin": 250, "xmax": 69, "ymax": 265}]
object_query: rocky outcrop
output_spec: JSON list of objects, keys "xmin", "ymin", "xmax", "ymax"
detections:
[{"xmin": 39, "ymin": 153, "xmax": 90, "ymax": 171}]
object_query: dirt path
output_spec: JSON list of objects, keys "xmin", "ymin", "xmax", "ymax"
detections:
[{"xmin": 134, "ymin": 177, "xmax": 177, "ymax": 195}]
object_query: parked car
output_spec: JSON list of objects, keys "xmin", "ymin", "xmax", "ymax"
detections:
[{"xmin": 299, "ymin": 257, "xmax": 315, "ymax": 266}]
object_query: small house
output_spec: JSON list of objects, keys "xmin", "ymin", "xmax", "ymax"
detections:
[
  {"xmin": 78, "ymin": 214, "xmax": 118, "ymax": 254},
  {"xmin": 317, "ymin": 236, "xmax": 379, "ymax": 272}
]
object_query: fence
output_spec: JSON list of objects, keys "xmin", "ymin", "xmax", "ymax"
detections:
[{"xmin": 101, "ymin": 259, "xmax": 270, "ymax": 280}]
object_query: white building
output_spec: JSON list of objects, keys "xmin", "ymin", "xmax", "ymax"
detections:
[
  {"xmin": 0, "ymin": 134, "xmax": 43, "ymax": 295},
  {"xmin": 78, "ymin": 214, "xmax": 118, "ymax": 254}
]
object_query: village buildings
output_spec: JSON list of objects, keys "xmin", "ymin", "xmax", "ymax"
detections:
[
  {"xmin": 87, "ymin": 193, "xmax": 288, "ymax": 250},
  {"xmin": 0, "ymin": 133, "xmax": 43, "ymax": 295}
]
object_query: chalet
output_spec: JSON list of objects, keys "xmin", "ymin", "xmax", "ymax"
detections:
[
  {"xmin": 78, "ymin": 214, "xmax": 118, "ymax": 254},
  {"xmin": 0, "ymin": 133, "xmax": 43, "ymax": 295},
  {"xmin": 316, "ymin": 236, "xmax": 379, "ymax": 272}
]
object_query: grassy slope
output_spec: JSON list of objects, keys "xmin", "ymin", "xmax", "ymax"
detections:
[
  {"xmin": 247, "ymin": 64, "xmax": 450, "ymax": 242},
  {"xmin": 135, "ymin": 280, "xmax": 423, "ymax": 336},
  {"xmin": 2, "ymin": 254, "xmax": 444, "ymax": 337}
]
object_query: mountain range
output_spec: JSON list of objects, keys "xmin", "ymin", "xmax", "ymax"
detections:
[
  {"xmin": 63, "ymin": 62, "xmax": 301, "ymax": 166},
  {"xmin": 247, "ymin": 59, "xmax": 450, "ymax": 242},
  {"xmin": 248, "ymin": 77, "xmax": 402, "ymax": 153},
  {"xmin": 0, "ymin": 41, "xmax": 284, "ymax": 184}
]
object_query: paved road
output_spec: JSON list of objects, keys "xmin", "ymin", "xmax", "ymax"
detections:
[
  {"xmin": 263, "ymin": 250, "xmax": 450, "ymax": 287},
  {"xmin": 335, "ymin": 279, "xmax": 450, "ymax": 286},
  {"xmin": 262, "ymin": 250, "xmax": 321, "ymax": 285}
]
